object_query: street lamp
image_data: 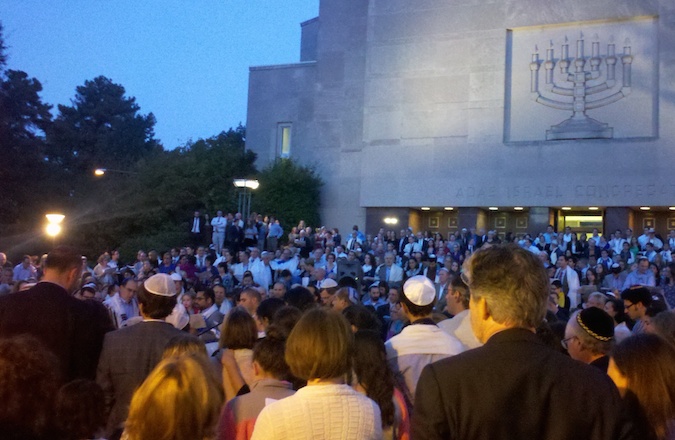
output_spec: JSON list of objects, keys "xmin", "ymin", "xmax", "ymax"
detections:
[
  {"xmin": 45, "ymin": 213, "xmax": 65, "ymax": 245},
  {"xmin": 93, "ymin": 168, "xmax": 138, "ymax": 176},
  {"xmin": 233, "ymin": 179, "xmax": 259, "ymax": 220}
]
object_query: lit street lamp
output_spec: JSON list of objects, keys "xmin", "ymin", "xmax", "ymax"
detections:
[
  {"xmin": 93, "ymin": 168, "xmax": 138, "ymax": 176},
  {"xmin": 45, "ymin": 213, "xmax": 65, "ymax": 245},
  {"xmin": 233, "ymin": 179, "xmax": 259, "ymax": 220}
]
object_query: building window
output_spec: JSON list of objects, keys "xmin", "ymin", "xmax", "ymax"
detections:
[{"xmin": 277, "ymin": 123, "xmax": 292, "ymax": 158}]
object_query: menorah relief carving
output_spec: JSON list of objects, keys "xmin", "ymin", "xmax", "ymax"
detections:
[{"xmin": 529, "ymin": 33, "xmax": 633, "ymax": 140}]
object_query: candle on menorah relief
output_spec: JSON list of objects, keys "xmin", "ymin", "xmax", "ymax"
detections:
[
  {"xmin": 592, "ymin": 41, "xmax": 599, "ymax": 58},
  {"xmin": 608, "ymin": 43, "xmax": 615, "ymax": 57},
  {"xmin": 576, "ymin": 39, "xmax": 584, "ymax": 58}
]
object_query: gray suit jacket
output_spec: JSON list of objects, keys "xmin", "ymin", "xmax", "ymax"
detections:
[{"xmin": 96, "ymin": 321, "xmax": 194, "ymax": 436}]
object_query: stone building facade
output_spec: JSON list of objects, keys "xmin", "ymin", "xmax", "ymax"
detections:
[{"xmin": 246, "ymin": 0, "xmax": 675, "ymax": 237}]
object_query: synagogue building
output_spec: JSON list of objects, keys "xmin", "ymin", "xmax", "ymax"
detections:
[{"xmin": 246, "ymin": 0, "xmax": 675, "ymax": 236}]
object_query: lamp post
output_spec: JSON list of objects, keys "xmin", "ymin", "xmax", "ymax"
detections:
[
  {"xmin": 233, "ymin": 179, "xmax": 259, "ymax": 220},
  {"xmin": 45, "ymin": 213, "xmax": 65, "ymax": 247},
  {"xmin": 93, "ymin": 168, "xmax": 138, "ymax": 176}
]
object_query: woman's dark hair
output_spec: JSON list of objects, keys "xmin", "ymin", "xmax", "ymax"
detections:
[
  {"xmin": 0, "ymin": 335, "xmax": 61, "ymax": 439},
  {"xmin": 270, "ymin": 306, "xmax": 303, "ymax": 340},
  {"xmin": 343, "ymin": 305, "xmax": 382, "ymax": 333},
  {"xmin": 605, "ymin": 298, "xmax": 627, "ymax": 324},
  {"xmin": 56, "ymin": 379, "xmax": 106, "ymax": 440},
  {"xmin": 353, "ymin": 330, "xmax": 396, "ymax": 428},
  {"xmin": 650, "ymin": 311, "xmax": 675, "ymax": 345},
  {"xmin": 284, "ymin": 286, "xmax": 316, "ymax": 312},
  {"xmin": 257, "ymin": 298, "xmax": 286, "ymax": 325},
  {"xmin": 338, "ymin": 276, "xmax": 358, "ymax": 290},
  {"xmin": 219, "ymin": 308, "xmax": 257, "ymax": 350},
  {"xmin": 611, "ymin": 334, "xmax": 675, "ymax": 440},
  {"xmin": 137, "ymin": 282, "xmax": 176, "ymax": 319}
]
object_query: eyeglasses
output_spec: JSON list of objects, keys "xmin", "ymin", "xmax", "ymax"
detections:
[
  {"xmin": 561, "ymin": 336, "xmax": 578, "ymax": 350},
  {"xmin": 624, "ymin": 301, "xmax": 635, "ymax": 310}
]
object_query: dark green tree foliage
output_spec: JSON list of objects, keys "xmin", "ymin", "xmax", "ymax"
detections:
[
  {"xmin": 0, "ymin": 23, "xmax": 54, "ymax": 225},
  {"xmin": 71, "ymin": 126, "xmax": 257, "ymax": 259},
  {"xmin": 253, "ymin": 159, "xmax": 323, "ymax": 231},
  {"xmin": 48, "ymin": 76, "xmax": 160, "ymax": 176}
]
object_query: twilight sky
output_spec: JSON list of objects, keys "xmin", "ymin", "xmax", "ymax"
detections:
[{"xmin": 0, "ymin": 0, "xmax": 319, "ymax": 149}]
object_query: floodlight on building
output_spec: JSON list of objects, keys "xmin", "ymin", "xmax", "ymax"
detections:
[
  {"xmin": 561, "ymin": 207, "xmax": 572, "ymax": 211},
  {"xmin": 588, "ymin": 207, "xmax": 599, "ymax": 210},
  {"xmin": 384, "ymin": 217, "xmax": 398, "ymax": 225},
  {"xmin": 670, "ymin": 207, "xmax": 675, "ymax": 211},
  {"xmin": 514, "ymin": 207, "xmax": 524, "ymax": 211},
  {"xmin": 640, "ymin": 206, "xmax": 651, "ymax": 211},
  {"xmin": 444, "ymin": 207, "xmax": 454, "ymax": 211},
  {"xmin": 488, "ymin": 207, "xmax": 498, "ymax": 211},
  {"xmin": 421, "ymin": 207, "xmax": 431, "ymax": 211}
]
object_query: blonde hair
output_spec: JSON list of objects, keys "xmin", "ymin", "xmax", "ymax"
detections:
[{"xmin": 124, "ymin": 353, "xmax": 223, "ymax": 440}]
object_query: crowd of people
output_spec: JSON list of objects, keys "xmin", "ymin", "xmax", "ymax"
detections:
[{"xmin": 0, "ymin": 213, "xmax": 674, "ymax": 440}]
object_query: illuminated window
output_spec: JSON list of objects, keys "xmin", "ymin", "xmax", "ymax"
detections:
[{"xmin": 277, "ymin": 123, "xmax": 292, "ymax": 158}]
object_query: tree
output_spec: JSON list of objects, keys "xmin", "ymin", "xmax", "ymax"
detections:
[
  {"xmin": 252, "ymin": 159, "xmax": 323, "ymax": 231},
  {"xmin": 48, "ymin": 76, "xmax": 160, "ymax": 178},
  {"xmin": 0, "ymin": 22, "xmax": 54, "ymax": 225},
  {"xmin": 67, "ymin": 126, "xmax": 257, "ymax": 259}
]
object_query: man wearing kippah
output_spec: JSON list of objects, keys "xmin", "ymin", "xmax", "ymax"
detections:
[
  {"xmin": 412, "ymin": 244, "xmax": 635, "ymax": 440},
  {"xmin": 96, "ymin": 273, "xmax": 201, "ymax": 438},
  {"xmin": 384, "ymin": 275, "xmax": 465, "ymax": 410},
  {"xmin": 563, "ymin": 308, "xmax": 615, "ymax": 372}
]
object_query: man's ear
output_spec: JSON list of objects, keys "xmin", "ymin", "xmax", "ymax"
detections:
[
  {"xmin": 472, "ymin": 295, "xmax": 491, "ymax": 321},
  {"xmin": 253, "ymin": 360, "xmax": 262, "ymax": 376}
]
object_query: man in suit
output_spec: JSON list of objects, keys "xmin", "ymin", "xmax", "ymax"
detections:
[
  {"xmin": 433, "ymin": 268, "xmax": 451, "ymax": 314},
  {"xmin": 189, "ymin": 210, "xmax": 207, "ymax": 247},
  {"xmin": 375, "ymin": 252, "xmax": 404, "ymax": 289},
  {"xmin": 195, "ymin": 286, "xmax": 224, "ymax": 342},
  {"xmin": 412, "ymin": 244, "xmax": 635, "ymax": 440},
  {"xmin": 0, "ymin": 246, "xmax": 113, "ymax": 382},
  {"xmin": 97, "ymin": 273, "xmax": 199, "ymax": 437}
]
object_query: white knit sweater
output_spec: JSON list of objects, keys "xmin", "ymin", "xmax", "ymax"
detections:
[{"xmin": 251, "ymin": 383, "xmax": 382, "ymax": 440}]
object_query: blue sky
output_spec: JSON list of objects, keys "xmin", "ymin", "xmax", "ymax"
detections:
[{"xmin": 0, "ymin": 0, "xmax": 319, "ymax": 149}]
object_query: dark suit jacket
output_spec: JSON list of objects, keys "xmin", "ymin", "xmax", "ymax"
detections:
[
  {"xmin": 96, "ymin": 321, "xmax": 193, "ymax": 436},
  {"xmin": 0, "ymin": 281, "xmax": 113, "ymax": 382},
  {"xmin": 412, "ymin": 328, "xmax": 635, "ymax": 440},
  {"xmin": 190, "ymin": 216, "xmax": 207, "ymax": 237}
]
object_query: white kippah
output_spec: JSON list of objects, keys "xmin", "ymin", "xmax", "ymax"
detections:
[{"xmin": 144, "ymin": 273, "xmax": 177, "ymax": 297}]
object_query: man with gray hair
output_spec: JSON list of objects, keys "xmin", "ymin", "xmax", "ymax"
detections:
[
  {"xmin": 412, "ymin": 244, "xmax": 634, "ymax": 439},
  {"xmin": 375, "ymin": 252, "xmax": 403, "ymax": 289},
  {"xmin": 563, "ymin": 308, "xmax": 614, "ymax": 372},
  {"xmin": 438, "ymin": 276, "xmax": 481, "ymax": 349}
]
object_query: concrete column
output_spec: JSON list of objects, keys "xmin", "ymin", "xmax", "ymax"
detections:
[
  {"xmin": 604, "ymin": 207, "xmax": 633, "ymax": 236},
  {"xmin": 529, "ymin": 207, "xmax": 553, "ymax": 235}
]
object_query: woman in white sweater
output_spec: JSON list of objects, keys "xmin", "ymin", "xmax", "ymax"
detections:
[{"xmin": 251, "ymin": 308, "xmax": 382, "ymax": 440}]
